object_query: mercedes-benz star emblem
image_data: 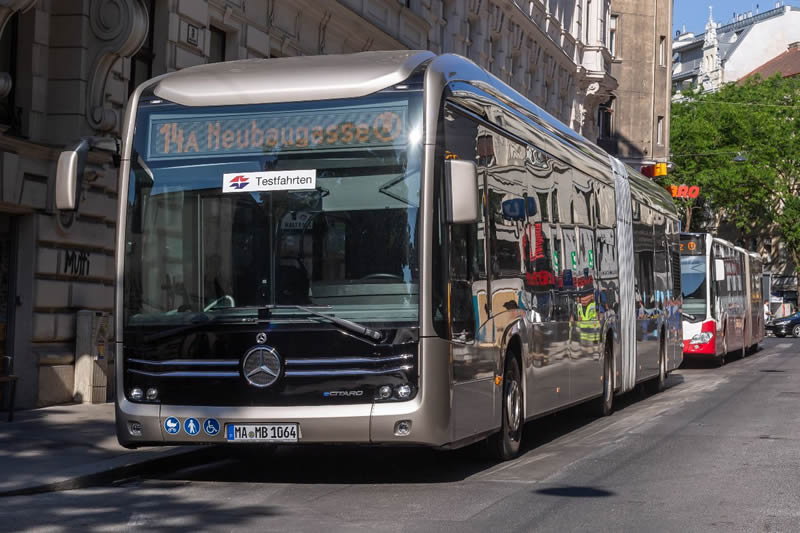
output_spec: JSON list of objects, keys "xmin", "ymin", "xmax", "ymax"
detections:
[
  {"xmin": 256, "ymin": 332, "xmax": 267, "ymax": 344},
  {"xmin": 241, "ymin": 346, "xmax": 281, "ymax": 388}
]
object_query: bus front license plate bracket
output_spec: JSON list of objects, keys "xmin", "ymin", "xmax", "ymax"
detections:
[{"xmin": 226, "ymin": 423, "xmax": 299, "ymax": 442}]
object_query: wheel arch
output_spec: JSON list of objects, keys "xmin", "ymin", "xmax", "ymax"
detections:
[{"xmin": 499, "ymin": 322, "xmax": 525, "ymax": 417}]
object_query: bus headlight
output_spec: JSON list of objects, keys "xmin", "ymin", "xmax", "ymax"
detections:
[
  {"xmin": 377, "ymin": 385, "xmax": 392, "ymax": 400},
  {"xmin": 130, "ymin": 387, "xmax": 143, "ymax": 401},
  {"xmin": 395, "ymin": 384, "xmax": 412, "ymax": 399},
  {"xmin": 690, "ymin": 332, "xmax": 713, "ymax": 345}
]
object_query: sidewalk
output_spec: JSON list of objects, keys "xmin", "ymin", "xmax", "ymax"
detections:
[{"xmin": 0, "ymin": 403, "xmax": 202, "ymax": 496}]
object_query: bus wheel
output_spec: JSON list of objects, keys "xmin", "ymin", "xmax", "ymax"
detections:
[
  {"xmin": 648, "ymin": 339, "xmax": 667, "ymax": 394},
  {"xmin": 738, "ymin": 323, "xmax": 747, "ymax": 359},
  {"xmin": 716, "ymin": 335, "xmax": 727, "ymax": 367},
  {"xmin": 489, "ymin": 356, "xmax": 523, "ymax": 461},
  {"xmin": 598, "ymin": 343, "xmax": 614, "ymax": 416}
]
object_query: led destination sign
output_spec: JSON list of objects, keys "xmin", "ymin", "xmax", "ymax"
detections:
[
  {"xmin": 147, "ymin": 102, "xmax": 408, "ymax": 161},
  {"xmin": 680, "ymin": 235, "xmax": 705, "ymax": 256}
]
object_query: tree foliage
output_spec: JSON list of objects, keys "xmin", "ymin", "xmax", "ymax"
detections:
[{"xmin": 667, "ymin": 74, "xmax": 800, "ymax": 273}]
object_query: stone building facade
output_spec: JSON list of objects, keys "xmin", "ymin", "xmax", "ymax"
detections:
[
  {"xmin": 599, "ymin": 0, "xmax": 672, "ymax": 169},
  {"xmin": 0, "ymin": 0, "xmax": 617, "ymax": 408}
]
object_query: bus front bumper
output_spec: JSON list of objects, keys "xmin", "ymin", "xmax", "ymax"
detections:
[{"xmin": 115, "ymin": 396, "xmax": 449, "ymax": 448}]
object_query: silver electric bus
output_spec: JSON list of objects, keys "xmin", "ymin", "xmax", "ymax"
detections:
[
  {"xmin": 680, "ymin": 233, "xmax": 763, "ymax": 365},
  {"xmin": 56, "ymin": 51, "xmax": 682, "ymax": 459}
]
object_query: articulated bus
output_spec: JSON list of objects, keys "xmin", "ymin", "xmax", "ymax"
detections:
[
  {"xmin": 56, "ymin": 51, "xmax": 682, "ymax": 459},
  {"xmin": 680, "ymin": 233, "xmax": 764, "ymax": 365}
]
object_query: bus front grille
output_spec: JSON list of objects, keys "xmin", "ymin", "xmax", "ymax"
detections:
[{"xmin": 126, "ymin": 354, "xmax": 415, "ymax": 379}]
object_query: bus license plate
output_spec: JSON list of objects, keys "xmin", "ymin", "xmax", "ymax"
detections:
[{"xmin": 226, "ymin": 423, "xmax": 299, "ymax": 442}]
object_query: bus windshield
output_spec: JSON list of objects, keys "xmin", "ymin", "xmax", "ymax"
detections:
[
  {"xmin": 124, "ymin": 90, "xmax": 422, "ymax": 329},
  {"xmin": 680, "ymin": 255, "xmax": 708, "ymax": 317}
]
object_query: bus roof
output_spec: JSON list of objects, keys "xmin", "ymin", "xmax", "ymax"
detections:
[{"xmin": 151, "ymin": 50, "xmax": 434, "ymax": 106}]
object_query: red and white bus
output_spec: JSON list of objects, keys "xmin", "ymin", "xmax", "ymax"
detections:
[{"xmin": 680, "ymin": 234, "xmax": 763, "ymax": 365}]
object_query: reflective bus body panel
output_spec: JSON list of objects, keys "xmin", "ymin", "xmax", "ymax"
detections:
[{"xmin": 115, "ymin": 52, "xmax": 682, "ymax": 448}]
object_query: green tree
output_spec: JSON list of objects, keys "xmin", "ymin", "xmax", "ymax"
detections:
[{"xmin": 667, "ymin": 74, "xmax": 800, "ymax": 282}]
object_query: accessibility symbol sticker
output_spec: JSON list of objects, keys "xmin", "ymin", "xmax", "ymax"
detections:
[
  {"xmin": 203, "ymin": 418, "xmax": 220, "ymax": 436},
  {"xmin": 164, "ymin": 417, "xmax": 180, "ymax": 435},
  {"xmin": 184, "ymin": 417, "xmax": 200, "ymax": 436}
]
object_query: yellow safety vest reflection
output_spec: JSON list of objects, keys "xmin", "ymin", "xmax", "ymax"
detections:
[{"xmin": 576, "ymin": 302, "xmax": 600, "ymax": 343}]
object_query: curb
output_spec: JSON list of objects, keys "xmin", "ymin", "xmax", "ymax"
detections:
[{"xmin": 0, "ymin": 446, "xmax": 220, "ymax": 498}]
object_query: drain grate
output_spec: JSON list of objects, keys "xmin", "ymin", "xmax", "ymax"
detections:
[
  {"xmin": 777, "ymin": 391, "xmax": 800, "ymax": 397},
  {"xmin": 760, "ymin": 369, "xmax": 785, "ymax": 373}
]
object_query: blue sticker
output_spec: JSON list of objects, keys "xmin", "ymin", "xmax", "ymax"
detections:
[
  {"xmin": 164, "ymin": 417, "xmax": 180, "ymax": 435},
  {"xmin": 184, "ymin": 417, "xmax": 200, "ymax": 436},
  {"xmin": 227, "ymin": 425, "xmax": 235, "ymax": 440},
  {"xmin": 203, "ymin": 418, "xmax": 220, "ymax": 436}
]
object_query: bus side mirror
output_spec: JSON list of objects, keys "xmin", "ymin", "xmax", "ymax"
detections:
[
  {"xmin": 56, "ymin": 139, "xmax": 90, "ymax": 211},
  {"xmin": 714, "ymin": 259, "xmax": 726, "ymax": 281},
  {"xmin": 444, "ymin": 159, "xmax": 479, "ymax": 224}
]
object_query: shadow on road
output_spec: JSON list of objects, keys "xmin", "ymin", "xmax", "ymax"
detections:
[
  {"xmin": 0, "ymin": 482, "xmax": 281, "ymax": 531},
  {"xmin": 145, "ymin": 374, "xmax": 685, "ymax": 487},
  {"xmin": 535, "ymin": 485, "xmax": 615, "ymax": 498}
]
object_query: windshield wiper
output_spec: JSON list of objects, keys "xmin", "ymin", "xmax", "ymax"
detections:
[{"xmin": 262, "ymin": 305, "xmax": 383, "ymax": 342}]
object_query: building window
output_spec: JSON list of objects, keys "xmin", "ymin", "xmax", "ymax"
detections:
[
  {"xmin": 465, "ymin": 19, "xmax": 472, "ymax": 57},
  {"xmin": 209, "ymin": 26, "xmax": 226, "ymax": 63},
  {"xmin": 609, "ymin": 15, "xmax": 617, "ymax": 56},
  {"xmin": 599, "ymin": 4, "xmax": 606, "ymax": 45},
  {"xmin": 129, "ymin": 0, "xmax": 156, "ymax": 94},
  {"xmin": 659, "ymin": 36, "xmax": 666, "ymax": 66},
  {"xmin": 656, "ymin": 116, "xmax": 664, "ymax": 145},
  {"xmin": 0, "ymin": 13, "xmax": 18, "ymax": 132},
  {"xmin": 598, "ymin": 104, "xmax": 612, "ymax": 139},
  {"xmin": 586, "ymin": 0, "xmax": 591, "ymax": 42}
]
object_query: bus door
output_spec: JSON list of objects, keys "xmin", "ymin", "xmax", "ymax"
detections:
[{"xmin": 571, "ymin": 225, "xmax": 602, "ymax": 402}]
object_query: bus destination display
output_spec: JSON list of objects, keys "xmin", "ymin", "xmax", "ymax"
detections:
[
  {"xmin": 147, "ymin": 102, "xmax": 408, "ymax": 161},
  {"xmin": 680, "ymin": 235, "xmax": 704, "ymax": 255}
]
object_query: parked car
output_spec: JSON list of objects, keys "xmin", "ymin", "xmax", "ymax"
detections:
[{"xmin": 766, "ymin": 311, "xmax": 800, "ymax": 338}]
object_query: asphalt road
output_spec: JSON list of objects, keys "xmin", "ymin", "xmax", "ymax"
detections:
[{"xmin": 2, "ymin": 337, "xmax": 799, "ymax": 532}]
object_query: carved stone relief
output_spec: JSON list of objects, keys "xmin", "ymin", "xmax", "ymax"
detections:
[{"xmin": 86, "ymin": 0, "xmax": 149, "ymax": 132}]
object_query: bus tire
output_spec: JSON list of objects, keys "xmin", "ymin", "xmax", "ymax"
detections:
[
  {"xmin": 738, "ymin": 322, "xmax": 747, "ymax": 359},
  {"xmin": 648, "ymin": 337, "xmax": 667, "ymax": 394},
  {"xmin": 598, "ymin": 342, "xmax": 614, "ymax": 416},
  {"xmin": 716, "ymin": 332, "xmax": 727, "ymax": 367},
  {"xmin": 488, "ymin": 355, "xmax": 523, "ymax": 461}
]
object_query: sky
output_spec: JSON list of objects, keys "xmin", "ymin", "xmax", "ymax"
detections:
[{"xmin": 673, "ymin": 0, "xmax": 800, "ymax": 35}]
